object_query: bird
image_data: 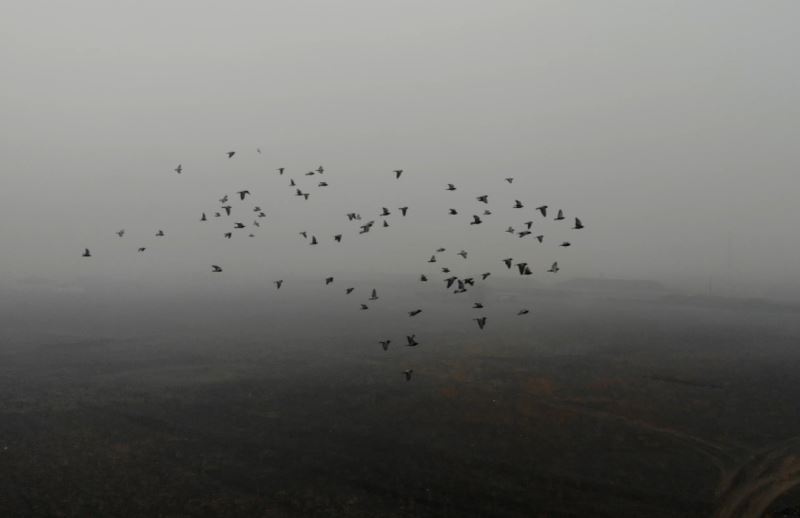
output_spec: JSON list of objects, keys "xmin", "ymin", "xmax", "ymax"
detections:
[
  {"xmin": 442, "ymin": 267, "xmax": 451, "ymax": 273},
  {"xmin": 555, "ymin": 209, "xmax": 565, "ymax": 221},
  {"xmin": 316, "ymin": 166, "xmax": 324, "ymax": 174},
  {"xmin": 310, "ymin": 236, "xmax": 318, "ymax": 245},
  {"xmin": 420, "ymin": 274, "xmax": 428, "ymax": 282},
  {"xmin": 138, "ymin": 247, "xmax": 146, "ymax": 252},
  {"xmin": 318, "ymin": 182, "xmax": 328, "ymax": 187},
  {"xmin": 473, "ymin": 303, "xmax": 484, "ymax": 309},
  {"xmin": 289, "ymin": 179, "xmax": 296, "ymax": 187},
  {"xmin": 211, "ymin": 265, "xmax": 222, "ymax": 272},
  {"xmin": 201, "ymin": 213, "xmax": 207, "ymax": 221},
  {"xmin": 369, "ymin": 289, "xmax": 378, "ymax": 301},
  {"xmin": 220, "ymin": 195, "xmax": 229, "ymax": 204},
  {"xmin": 406, "ymin": 335, "xmax": 419, "ymax": 347},
  {"xmin": 214, "ymin": 212, "xmax": 221, "ymax": 218},
  {"xmin": 481, "ymin": 272, "xmax": 491, "ymax": 280},
  {"xmin": 517, "ymin": 309, "xmax": 530, "ymax": 315},
  {"xmin": 522, "ymin": 266, "xmax": 533, "ymax": 275},
  {"xmin": 449, "ymin": 208, "xmax": 458, "ymax": 215},
  {"xmin": 394, "ymin": 169, "xmax": 403, "ymax": 179},
  {"xmin": 524, "ymin": 221, "xmax": 534, "ymax": 229},
  {"xmin": 257, "ymin": 212, "xmax": 266, "ymax": 218},
  {"xmin": 156, "ymin": 230, "xmax": 165, "ymax": 236},
  {"xmin": 536, "ymin": 205, "xmax": 548, "ymax": 217},
  {"xmin": 334, "ymin": 234, "xmax": 342, "ymax": 242},
  {"xmin": 548, "ymin": 262, "xmax": 560, "ymax": 273},
  {"xmin": 428, "ymin": 255, "xmax": 437, "ymax": 263},
  {"xmin": 382, "ymin": 220, "xmax": 389, "ymax": 228},
  {"xmin": 445, "ymin": 277, "xmax": 458, "ymax": 289},
  {"xmin": 82, "ymin": 248, "xmax": 91, "ymax": 257},
  {"xmin": 409, "ymin": 309, "xmax": 422, "ymax": 317},
  {"xmin": 224, "ymin": 233, "xmax": 232, "ymax": 239},
  {"xmin": 505, "ymin": 226, "xmax": 515, "ymax": 234},
  {"xmin": 277, "ymin": 167, "xmax": 285, "ymax": 175},
  {"xmin": 234, "ymin": 223, "xmax": 245, "ymax": 229},
  {"xmin": 470, "ymin": 215, "xmax": 482, "ymax": 225},
  {"xmin": 503, "ymin": 258, "xmax": 513, "ymax": 269},
  {"xmin": 474, "ymin": 317, "xmax": 487, "ymax": 330},
  {"xmin": 248, "ymin": 233, "xmax": 255, "ymax": 238},
  {"xmin": 517, "ymin": 262, "xmax": 528, "ymax": 275},
  {"xmin": 436, "ymin": 248, "xmax": 446, "ymax": 253},
  {"xmin": 116, "ymin": 229, "xmax": 125, "ymax": 238},
  {"xmin": 379, "ymin": 340, "xmax": 391, "ymax": 351},
  {"xmin": 535, "ymin": 235, "xmax": 544, "ymax": 243},
  {"xmin": 457, "ymin": 250, "xmax": 468, "ymax": 259},
  {"xmin": 360, "ymin": 304, "xmax": 369, "ymax": 310},
  {"xmin": 399, "ymin": 206, "xmax": 408, "ymax": 216},
  {"xmin": 573, "ymin": 217, "xmax": 584, "ymax": 230},
  {"xmin": 346, "ymin": 287, "xmax": 355, "ymax": 294},
  {"xmin": 446, "ymin": 184, "xmax": 456, "ymax": 191},
  {"xmin": 476, "ymin": 195, "xmax": 488, "ymax": 204},
  {"xmin": 560, "ymin": 242, "xmax": 571, "ymax": 247},
  {"xmin": 505, "ymin": 177, "xmax": 513, "ymax": 183},
  {"xmin": 222, "ymin": 206, "xmax": 232, "ymax": 216},
  {"xmin": 518, "ymin": 231, "xmax": 532, "ymax": 238},
  {"xmin": 227, "ymin": 151, "xmax": 235, "ymax": 158},
  {"xmin": 325, "ymin": 277, "xmax": 334, "ymax": 285},
  {"xmin": 173, "ymin": 164, "xmax": 183, "ymax": 174},
  {"xmin": 513, "ymin": 200, "xmax": 524, "ymax": 209},
  {"xmin": 275, "ymin": 280, "xmax": 283, "ymax": 289},
  {"xmin": 403, "ymin": 369, "xmax": 414, "ymax": 381},
  {"xmin": 253, "ymin": 206, "xmax": 262, "ymax": 213},
  {"xmin": 381, "ymin": 207, "xmax": 391, "ymax": 216},
  {"xmin": 483, "ymin": 210, "xmax": 492, "ymax": 216},
  {"xmin": 253, "ymin": 220, "xmax": 260, "ymax": 227}
]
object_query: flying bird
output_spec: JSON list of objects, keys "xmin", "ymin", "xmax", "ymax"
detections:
[
  {"xmin": 436, "ymin": 248, "xmax": 446, "ymax": 253},
  {"xmin": 470, "ymin": 215, "xmax": 482, "ymax": 225},
  {"xmin": 334, "ymin": 234, "xmax": 342, "ymax": 242},
  {"xmin": 346, "ymin": 287, "xmax": 355, "ymax": 294},
  {"xmin": 201, "ymin": 213, "xmax": 207, "ymax": 221},
  {"xmin": 277, "ymin": 167, "xmax": 285, "ymax": 175},
  {"xmin": 174, "ymin": 164, "xmax": 182, "ymax": 174},
  {"xmin": 428, "ymin": 255, "xmax": 437, "ymax": 263},
  {"xmin": 406, "ymin": 335, "xmax": 419, "ymax": 347},
  {"xmin": 219, "ymin": 195, "xmax": 229, "ymax": 204},
  {"xmin": 379, "ymin": 340, "xmax": 391, "ymax": 351},
  {"xmin": 517, "ymin": 262, "xmax": 528, "ymax": 275},
  {"xmin": 409, "ymin": 309, "xmax": 422, "ymax": 317},
  {"xmin": 404, "ymin": 369, "xmax": 414, "ymax": 381},
  {"xmin": 222, "ymin": 206, "xmax": 232, "ymax": 216},
  {"xmin": 116, "ymin": 229, "xmax": 125, "ymax": 237},
  {"xmin": 474, "ymin": 317, "xmax": 487, "ymax": 330},
  {"xmin": 156, "ymin": 230, "xmax": 165, "ymax": 236},
  {"xmin": 449, "ymin": 209, "xmax": 458, "ymax": 215},
  {"xmin": 536, "ymin": 205, "xmax": 548, "ymax": 217},
  {"xmin": 560, "ymin": 242, "xmax": 571, "ymax": 247},
  {"xmin": 446, "ymin": 184, "xmax": 456, "ymax": 191},
  {"xmin": 211, "ymin": 265, "xmax": 222, "ymax": 272},
  {"xmin": 369, "ymin": 289, "xmax": 379, "ymax": 301},
  {"xmin": 234, "ymin": 223, "xmax": 245, "ymax": 229},
  {"xmin": 138, "ymin": 247, "xmax": 146, "ymax": 252},
  {"xmin": 573, "ymin": 217, "xmax": 584, "ymax": 230},
  {"xmin": 394, "ymin": 169, "xmax": 403, "ymax": 179},
  {"xmin": 518, "ymin": 309, "xmax": 530, "ymax": 315},
  {"xmin": 457, "ymin": 250, "xmax": 468, "ymax": 259},
  {"xmin": 513, "ymin": 200, "xmax": 524, "ymax": 209},
  {"xmin": 82, "ymin": 248, "xmax": 91, "ymax": 257},
  {"xmin": 481, "ymin": 272, "xmax": 491, "ymax": 280},
  {"xmin": 420, "ymin": 274, "xmax": 428, "ymax": 282},
  {"xmin": 555, "ymin": 209, "xmax": 565, "ymax": 221},
  {"xmin": 224, "ymin": 233, "xmax": 232, "ymax": 239},
  {"xmin": 473, "ymin": 303, "xmax": 484, "ymax": 309},
  {"xmin": 548, "ymin": 262, "xmax": 560, "ymax": 273},
  {"xmin": 310, "ymin": 236, "xmax": 318, "ymax": 245},
  {"xmin": 325, "ymin": 277, "xmax": 334, "ymax": 285},
  {"xmin": 360, "ymin": 304, "xmax": 369, "ymax": 310},
  {"xmin": 503, "ymin": 258, "xmax": 513, "ymax": 269},
  {"xmin": 399, "ymin": 206, "xmax": 408, "ymax": 216},
  {"xmin": 505, "ymin": 177, "xmax": 513, "ymax": 183},
  {"xmin": 275, "ymin": 280, "xmax": 283, "ymax": 289},
  {"xmin": 476, "ymin": 195, "xmax": 488, "ymax": 204},
  {"xmin": 227, "ymin": 151, "xmax": 235, "ymax": 158}
]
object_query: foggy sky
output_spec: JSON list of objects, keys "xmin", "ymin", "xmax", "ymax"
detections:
[{"xmin": 3, "ymin": 1, "xmax": 799, "ymax": 296}]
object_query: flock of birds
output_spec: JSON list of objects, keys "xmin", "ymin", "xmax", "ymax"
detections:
[{"xmin": 82, "ymin": 150, "xmax": 585, "ymax": 382}]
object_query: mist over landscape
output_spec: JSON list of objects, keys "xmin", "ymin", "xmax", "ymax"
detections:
[{"xmin": 3, "ymin": 1, "xmax": 800, "ymax": 517}]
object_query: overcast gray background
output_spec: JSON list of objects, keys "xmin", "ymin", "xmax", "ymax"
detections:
[{"xmin": 2, "ymin": 1, "xmax": 799, "ymax": 297}]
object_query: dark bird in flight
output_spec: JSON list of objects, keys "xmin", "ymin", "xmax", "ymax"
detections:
[
  {"xmin": 503, "ymin": 258, "xmax": 513, "ymax": 269},
  {"xmin": 449, "ymin": 208, "xmax": 458, "ymax": 215},
  {"xmin": 325, "ymin": 277, "xmax": 334, "ymax": 285},
  {"xmin": 302, "ymin": 192, "xmax": 310, "ymax": 200},
  {"xmin": 224, "ymin": 233, "xmax": 232, "ymax": 239},
  {"xmin": 474, "ymin": 317, "xmax": 487, "ymax": 330},
  {"xmin": 382, "ymin": 220, "xmax": 389, "ymax": 228},
  {"xmin": 446, "ymin": 184, "xmax": 456, "ymax": 191},
  {"xmin": 116, "ymin": 229, "xmax": 125, "ymax": 237},
  {"xmin": 473, "ymin": 302, "xmax": 484, "ymax": 309},
  {"xmin": 138, "ymin": 247, "xmax": 146, "ymax": 252},
  {"xmin": 518, "ymin": 231, "xmax": 531, "ymax": 238},
  {"xmin": 360, "ymin": 304, "xmax": 369, "ymax": 310},
  {"xmin": 524, "ymin": 221, "xmax": 534, "ymax": 229},
  {"xmin": 505, "ymin": 226, "xmax": 515, "ymax": 234},
  {"xmin": 220, "ymin": 195, "xmax": 229, "ymax": 204},
  {"xmin": 227, "ymin": 151, "xmax": 235, "ymax": 158},
  {"xmin": 522, "ymin": 266, "xmax": 533, "ymax": 275},
  {"xmin": 406, "ymin": 335, "xmax": 419, "ymax": 347},
  {"xmin": 518, "ymin": 309, "xmax": 530, "ymax": 315},
  {"xmin": 201, "ymin": 213, "xmax": 207, "ymax": 221},
  {"xmin": 536, "ymin": 205, "xmax": 548, "ymax": 217},
  {"xmin": 237, "ymin": 190, "xmax": 250, "ymax": 200},
  {"xmin": 428, "ymin": 255, "xmax": 437, "ymax": 263},
  {"xmin": 248, "ymin": 233, "xmax": 255, "ymax": 238},
  {"xmin": 289, "ymin": 179, "xmax": 296, "ymax": 187},
  {"xmin": 457, "ymin": 250, "xmax": 468, "ymax": 259},
  {"xmin": 548, "ymin": 262, "xmax": 560, "ymax": 273},
  {"xmin": 277, "ymin": 167, "xmax": 285, "ymax": 175},
  {"xmin": 409, "ymin": 309, "xmax": 422, "ymax": 317},
  {"xmin": 463, "ymin": 277, "xmax": 475, "ymax": 286},
  {"xmin": 535, "ymin": 235, "xmax": 544, "ymax": 243},
  {"xmin": 214, "ymin": 212, "xmax": 221, "ymax": 218},
  {"xmin": 404, "ymin": 369, "xmax": 413, "ymax": 381},
  {"xmin": 222, "ymin": 206, "xmax": 232, "ymax": 216},
  {"xmin": 560, "ymin": 242, "xmax": 571, "ymax": 247},
  {"xmin": 381, "ymin": 207, "xmax": 391, "ymax": 216},
  {"xmin": 234, "ymin": 223, "xmax": 245, "ymax": 229},
  {"xmin": 573, "ymin": 217, "xmax": 584, "ymax": 230},
  {"xmin": 316, "ymin": 166, "xmax": 324, "ymax": 174},
  {"xmin": 174, "ymin": 164, "xmax": 182, "ymax": 174},
  {"xmin": 211, "ymin": 265, "xmax": 222, "ymax": 272},
  {"xmin": 470, "ymin": 215, "xmax": 482, "ymax": 225},
  {"xmin": 257, "ymin": 212, "xmax": 266, "ymax": 218},
  {"xmin": 399, "ymin": 206, "xmax": 408, "ymax": 216},
  {"xmin": 483, "ymin": 209, "xmax": 492, "ymax": 216},
  {"xmin": 442, "ymin": 267, "xmax": 451, "ymax": 273},
  {"xmin": 394, "ymin": 169, "xmax": 403, "ymax": 179},
  {"xmin": 253, "ymin": 220, "xmax": 260, "ymax": 227},
  {"xmin": 299, "ymin": 231, "xmax": 308, "ymax": 239},
  {"xmin": 505, "ymin": 177, "xmax": 513, "ymax": 183},
  {"xmin": 82, "ymin": 248, "xmax": 91, "ymax": 257},
  {"xmin": 514, "ymin": 200, "xmax": 524, "ymax": 209},
  {"xmin": 306, "ymin": 171, "xmax": 315, "ymax": 176},
  {"xmin": 310, "ymin": 236, "xmax": 318, "ymax": 245},
  {"xmin": 555, "ymin": 209, "xmax": 565, "ymax": 221},
  {"xmin": 253, "ymin": 206, "xmax": 262, "ymax": 213},
  {"xmin": 516, "ymin": 262, "xmax": 528, "ymax": 275},
  {"xmin": 420, "ymin": 274, "xmax": 428, "ymax": 282},
  {"xmin": 334, "ymin": 234, "xmax": 342, "ymax": 242},
  {"xmin": 476, "ymin": 195, "xmax": 488, "ymax": 204},
  {"xmin": 369, "ymin": 289, "xmax": 379, "ymax": 301},
  {"xmin": 156, "ymin": 230, "xmax": 165, "ymax": 236},
  {"xmin": 445, "ymin": 276, "xmax": 458, "ymax": 289},
  {"xmin": 436, "ymin": 248, "xmax": 446, "ymax": 253},
  {"xmin": 275, "ymin": 280, "xmax": 283, "ymax": 289},
  {"xmin": 346, "ymin": 287, "xmax": 355, "ymax": 294},
  {"xmin": 481, "ymin": 272, "xmax": 491, "ymax": 280},
  {"xmin": 379, "ymin": 340, "xmax": 391, "ymax": 351},
  {"xmin": 318, "ymin": 182, "xmax": 328, "ymax": 187}
]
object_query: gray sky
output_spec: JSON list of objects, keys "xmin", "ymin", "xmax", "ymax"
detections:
[{"xmin": 2, "ymin": 1, "xmax": 799, "ymax": 295}]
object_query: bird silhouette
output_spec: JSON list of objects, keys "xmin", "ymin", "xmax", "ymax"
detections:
[
  {"xmin": 573, "ymin": 217, "xmax": 584, "ymax": 229},
  {"xmin": 138, "ymin": 247, "xmax": 146, "ymax": 252},
  {"xmin": 536, "ymin": 205, "xmax": 548, "ymax": 217},
  {"xmin": 436, "ymin": 248, "xmax": 446, "ymax": 253},
  {"xmin": 404, "ymin": 369, "xmax": 414, "ymax": 381},
  {"xmin": 369, "ymin": 289, "xmax": 378, "ymax": 301},
  {"xmin": 360, "ymin": 304, "xmax": 369, "ymax": 310},
  {"xmin": 222, "ymin": 206, "xmax": 232, "ymax": 216},
  {"xmin": 275, "ymin": 280, "xmax": 283, "ymax": 289},
  {"xmin": 470, "ymin": 215, "xmax": 482, "ymax": 225},
  {"xmin": 474, "ymin": 317, "xmax": 487, "ymax": 330},
  {"xmin": 420, "ymin": 274, "xmax": 428, "ymax": 282},
  {"xmin": 514, "ymin": 200, "xmax": 524, "ymax": 209},
  {"xmin": 381, "ymin": 207, "xmax": 391, "ymax": 216},
  {"xmin": 234, "ymin": 223, "xmax": 245, "ymax": 229},
  {"xmin": 220, "ymin": 195, "xmax": 229, "ymax": 204},
  {"xmin": 211, "ymin": 265, "xmax": 222, "ymax": 272},
  {"xmin": 449, "ymin": 208, "xmax": 458, "ymax": 215},
  {"xmin": 224, "ymin": 233, "xmax": 232, "ymax": 239},
  {"xmin": 476, "ymin": 195, "xmax": 488, "ymax": 204},
  {"xmin": 379, "ymin": 340, "xmax": 391, "ymax": 351},
  {"xmin": 116, "ymin": 229, "xmax": 125, "ymax": 237},
  {"xmin": 277, "ymin": 167, "xmax": 285, "ymax": 175},
  {"xmin": 473, "ymin": 302, "xmax": 484, "ymax": 309},
  {"xmin": 156, "ymin": 230, "xmax": 165, "ymax": 236},
  {"xmin": 406, "ymin": 335, "xmax": 419, "ymax": 347},
  {"xmin": 517, "ymin": 309, "xmax": 530, "ymax": 315},
  {"xmin": 226, "ymin": 151, "xmax": 235, "ymax": 158},
  {"xmin": 346, "ymin": 287, "xmax": 355, "ymax": 294},
  {"xmin": 238, "ymin": 190, "xmax": 250, "ymax": 200},
  {"xmin": 334, "ymin": 234, "xmax": 342, "ymax": 242},
  {"xmin": 516, "ymin": 262, "xmax": 528, "ymax": 275},
  {"xmin": 325, "ymin": 277, "xmax": 334, "ymax": 285},
  {"xmin": 174, "ymin": 164, "xmax": 182, "ymax": 174},
  {"xmin": 446, "ymin": 184, "xmax": 456, "ymax": 191},
  {"xmin": 82, "ymin": 248, "xmax": 91, "ymax": 257},
  {"xmin": 409, "ymin": 309, "xmax": 422, "ymax": 317},
  {"xmin": 560, "ymin": 242, "xmax": 571, "ymax": 247},
  {"xmin": 481, "ymin": 272, "xmax": 491, "ymax": 280},
  {"xmin": 548, "ymin": 262, "xmax": 560, "ymax": 273},
  {"xmin": 555, "ymin": 209, "xmax": 565, "ymax": 221},
  {"xmin": 310, "ymin": 236, "xmax": 318, "ymax": 245},
  {"xmin": 201, "ymin": 213, "xmax": 207, "ymax": 221},
  {"xmin": 505, "ymin": 177, "xmax": 513, "ymax": 183},
  {"xmin": 399, "ymin": 206, "xmax": 408, "ymax": 216},
  {"xmin": 394, "ymin": 169, "xmax": 403, "ymax": 179},
  {"xmin": 428, "ymin": 255, "xmax": 437, "ymax": 263},
  {"xmin": 457, "ymin": 250, "xmax": 468, "ymax": 259},
  {"xmin": 503, "ymin": 258, "xmax": 513, "ymax": 269}
]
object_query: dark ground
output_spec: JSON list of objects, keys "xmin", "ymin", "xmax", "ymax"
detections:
[{"xmin": 2, "ymin": 281, "xmax": 800, "ymax": 517}]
